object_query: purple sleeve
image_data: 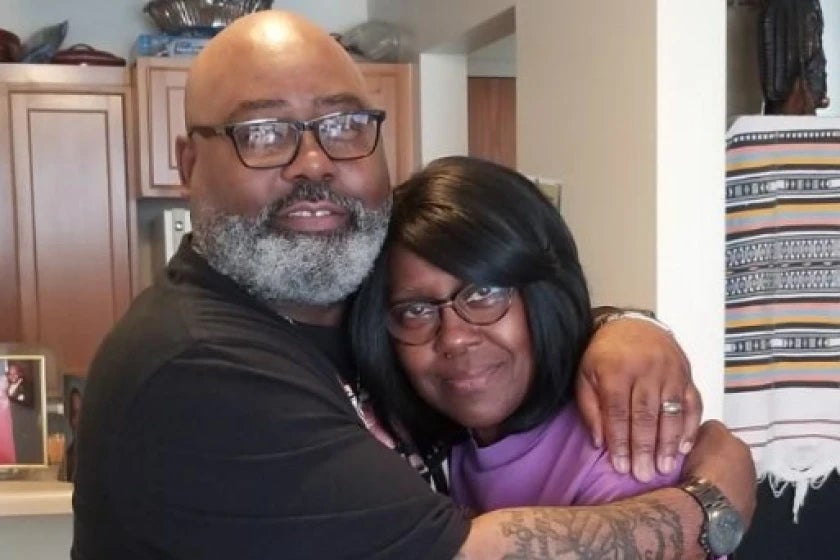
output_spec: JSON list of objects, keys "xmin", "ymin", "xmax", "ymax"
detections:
[
  {"xmin": 573, "ymin": 448, "xmax": 684, "ymax": 505},
  {"xmin": 569, "ymin": 428, "xmax": 723, "ymax": 558},
  {"xmin": 561, "ymin": 404, "xmax": 684, "ymax": 506}
]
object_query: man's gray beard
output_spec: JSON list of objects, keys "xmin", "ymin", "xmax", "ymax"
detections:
[{"xmin": 191, "ymin": 182, "xmax": 391, "ymax": 307}]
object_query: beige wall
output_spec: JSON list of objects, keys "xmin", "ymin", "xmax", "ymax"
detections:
[
  {"xmin": 369, "ymin": 0, "xmax": 514, "ymax": 53},
  {"xmin": 516, "ymin": 1, "xmax": 658, "ymax": 309},
  {"xmin": 368, "ymin": 0, "xmax": 726, "ymax": 418},
  {"xmin": 370, "ymin": 0, "xmax": 658, "ymax": 307},
  {"xmin": 727, "ymin": 2, "xmax": 763, "ymax": 121}
]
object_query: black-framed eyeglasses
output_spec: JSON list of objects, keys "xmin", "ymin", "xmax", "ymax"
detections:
[
  {"xmin": 387, "ymin": 285, "xmax": 515, "ymax": 346},
  {"xmin": 188, "ymin": 109, "xmax": 386, "ymax": 169}
]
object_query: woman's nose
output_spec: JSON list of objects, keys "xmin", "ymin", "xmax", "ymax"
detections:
[{"xmin": 433, "ymin": 306, "xmax": 481, "ymax": 356}]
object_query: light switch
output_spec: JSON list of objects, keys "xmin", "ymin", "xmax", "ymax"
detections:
[{"xmin": 534, "ymin": 178, "xmax": 562, "ymax": 211}]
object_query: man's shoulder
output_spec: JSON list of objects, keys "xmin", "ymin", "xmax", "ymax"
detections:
[
  {"xmin": 80, "ymin": 279, "xmax": 349, "ymax": 458},
  {"xmin": 85, "ymin": 278, "xmax": 311, "ymax": 413},
  {"xmin": 101, "ymin": 275, "xmax": 296, "ymax": 359}
]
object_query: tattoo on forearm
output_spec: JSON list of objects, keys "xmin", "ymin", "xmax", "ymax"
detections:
[{"xmin": 496, "ymin": 499, "xmax": 684, "ymax": 560}]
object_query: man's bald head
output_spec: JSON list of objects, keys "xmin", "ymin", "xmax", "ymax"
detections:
[
  {"xmin": 177, "ymin": 11, "xmax": 392, "ymax": 321},
  {"xmin": 184, "ymin": 10, "xmax": 368, "ymax": 127}
]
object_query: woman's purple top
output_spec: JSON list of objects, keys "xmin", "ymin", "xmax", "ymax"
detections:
[{"xmin": 450, "ymin": 403, "xmax": 683, "ymax": 513}]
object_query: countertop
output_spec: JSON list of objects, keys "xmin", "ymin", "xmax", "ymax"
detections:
[{"xmin": 0, "ymin": 480, "xmax": 73, "ymax": 517}]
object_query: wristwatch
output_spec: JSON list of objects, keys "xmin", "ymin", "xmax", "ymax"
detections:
[{"xmin": 679, "ymin": 477, "xmax": 745, "ymax": 557}]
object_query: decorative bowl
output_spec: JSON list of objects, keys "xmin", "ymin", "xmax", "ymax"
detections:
[
  {"xmin": 0, "ymin": 28, "xmax": 22, "ymax": 62},
  {"xmin": 51, "ymin": 44, "xmax": 126, "ymax": 67},
  {"xmin": 143, "ymin": 0, "xmax": 274, "ymax": 35}
]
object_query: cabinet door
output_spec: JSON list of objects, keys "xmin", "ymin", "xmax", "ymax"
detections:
[
  {"xmin": 360, "ymin": 64, "xmax": 416, "ymax": 185},
  {"xmin": 10, "ymin": 92, "xmax": 132, "ymax": 393},
  {"xmin": 136, "ymin": 59, "xmax": 189, "ymax": 198},
  {"xmin": 468, "ymin": 77, "xmax": 516, "ymax": 168}
]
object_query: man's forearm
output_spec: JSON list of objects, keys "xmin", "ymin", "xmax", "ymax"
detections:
[{"xmin": 456, "ymin": 488, "xmax": 703, "ymax": 560}]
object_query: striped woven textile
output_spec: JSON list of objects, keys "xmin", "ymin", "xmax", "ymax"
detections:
[{"xmin": 725, "ymin": 116, "xmax": 840, "ymax": 521}]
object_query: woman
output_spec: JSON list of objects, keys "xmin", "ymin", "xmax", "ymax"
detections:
[{"xmin": 351, "ymin": 156, "xmax": 681, "ymax": 513}]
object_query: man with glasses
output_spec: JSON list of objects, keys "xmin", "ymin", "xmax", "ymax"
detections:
[{"xmin": 72, "ymin": 10, "xmax": 755, "ymax": 560}]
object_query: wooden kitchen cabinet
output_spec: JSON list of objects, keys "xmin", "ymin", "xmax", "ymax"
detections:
[
  {"xmin": 361, "ymin": 63, "xmax": 416, "ymax": 186},
  {"xmin": 468, "ymin": 77, "xmax": 516, "ymax": 168},
  {"xmin": 133, "ymin": 57, "xmax": 416, "ymax": 198},
  {"xmin": 0, "ymin": 65, "xmax": 136, "ymax": 394},
  {"xmin": 134, "ymin": 57, "xmax": 190, "ymax": 198}
]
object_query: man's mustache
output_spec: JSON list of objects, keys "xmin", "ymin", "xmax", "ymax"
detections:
[
  {"xmin": 277, "ymin": 181, "xmax": 358, "ymax": 210},
  {"xmin": 261, "ymin": 181, "xmax": 363, "ymax": 234}
]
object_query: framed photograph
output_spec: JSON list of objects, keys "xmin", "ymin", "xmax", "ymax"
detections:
[
  {"xmin": 0, "ymin": 355, "xmax": 48, "ymax": 469},
  {"xmin": 62, "ymin": 374, "xmax": 87, "ymax": 481}
]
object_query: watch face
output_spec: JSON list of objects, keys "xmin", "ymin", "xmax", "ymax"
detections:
[{"xmin": 708, "ymin": 508, "xmax": 745, "ymax": 555}]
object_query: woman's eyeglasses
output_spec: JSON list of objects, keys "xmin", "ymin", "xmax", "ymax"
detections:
[{"xmin": 387, "ymin": 285, "xmax": 515, "ymax": 345}]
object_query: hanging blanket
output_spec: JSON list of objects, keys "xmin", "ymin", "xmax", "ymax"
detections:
[{"xmin": 725, "ymin": 115, "xmax": 840, "ymax": 521}]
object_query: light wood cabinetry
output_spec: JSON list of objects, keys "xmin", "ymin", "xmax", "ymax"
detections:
[
  {"xmin": 362, "ymin": 63, "xmax": 416, "ymax": 185},
  {"xmin": 133, "ymin": 57, "xmax": 415, "ymax": 198},
  {"xmin": 134, "ymin": 58, "xmax": 190, "ymax": 198},
  {"xmin": 468, "ymin": 77, "xmax": 516, "ymax": 168},
  {"xmin": 0, "ymin": 65, "xmax": 136, "ymax": 394}
]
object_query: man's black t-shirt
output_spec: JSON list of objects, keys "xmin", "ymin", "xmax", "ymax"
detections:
[{"xmin": 71, "ymin": 239, "xmax": 469, "ymax": 559}]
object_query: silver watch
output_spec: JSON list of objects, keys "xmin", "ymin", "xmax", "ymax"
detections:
[{"xmin": 679, "ymin": 477, "xmax": 745, "ymax": 557}]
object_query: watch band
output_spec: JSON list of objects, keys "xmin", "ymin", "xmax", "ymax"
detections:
[
  {"xmin": 593, "ymin": 309, "xmax": 673, "ymax": 335},
  {"xmin": 679, "ymin": 477, "xmax": 743, "ymax": 557},
  {"xmin": 681, "ymin": 477, "xmax": 715, "ymax": 556}
]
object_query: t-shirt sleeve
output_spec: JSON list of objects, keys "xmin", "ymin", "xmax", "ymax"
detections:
[
  {"xmin": 573, "ymin": 435, "xmax": 684, "ymax": 506},
  {"xmin": 110, "ymin": 343, "xmax": 469, "ymax": 560}
]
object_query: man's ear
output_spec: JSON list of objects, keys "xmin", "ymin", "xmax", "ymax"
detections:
[{"xmin": 176, "ymin": 135, "xmax": 195, "ymax": 191}]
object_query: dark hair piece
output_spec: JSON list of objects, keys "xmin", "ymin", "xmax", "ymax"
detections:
[{"xmin": 759, "ymin": 0, "xmax": 828, "ymax": 114}]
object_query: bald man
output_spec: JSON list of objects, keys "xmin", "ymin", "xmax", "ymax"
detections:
[{"xmin": 72, "ymin": 11, "xmax": 754, "ymax": 559}]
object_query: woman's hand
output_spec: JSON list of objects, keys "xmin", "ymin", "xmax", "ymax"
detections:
[{"xmin": 576, "ymin": 316, "xmax": 702, "ymax": 482}]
